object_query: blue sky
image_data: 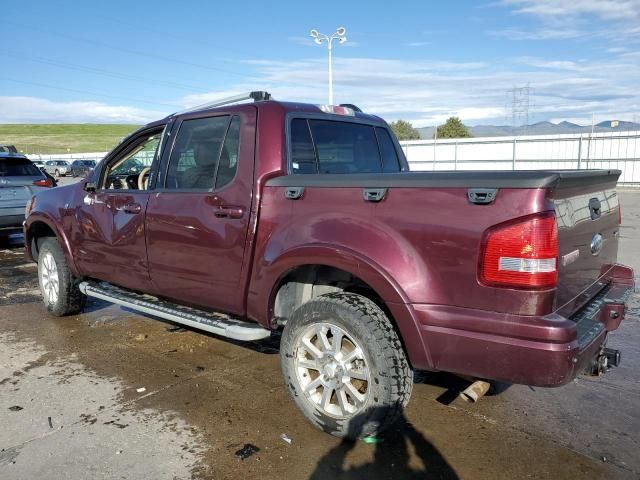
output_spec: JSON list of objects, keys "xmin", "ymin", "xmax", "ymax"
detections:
[{"xmin": 2, "ymin": 0, "xmax": 639, "ymax": 126}]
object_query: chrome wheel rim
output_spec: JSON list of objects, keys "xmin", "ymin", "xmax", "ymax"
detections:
[
  {"xmin": 295, "ymin": 322, "xmax": 371, "ymax": 418},
  {"xmin": 40, "ymin": 252, "xmax": 59, "ymax": 305}
]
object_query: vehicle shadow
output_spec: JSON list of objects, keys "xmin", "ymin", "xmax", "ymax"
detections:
[{"xmin": 309, "ymin": 407, "xmax": 459, "ymax": 480}]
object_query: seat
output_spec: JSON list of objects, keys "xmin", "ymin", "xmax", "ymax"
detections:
[{"xmin": 180, "ymin": 140, "xmax": 221, "ymax": 190}]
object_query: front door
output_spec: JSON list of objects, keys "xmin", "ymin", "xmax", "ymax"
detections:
[
  {"xmin": 145, "ymin": 110, "xmax": 254, "ymax": 315},
  {"xmin": 75, "ymin": 128, "xmax": 163, "ymax": 292}
]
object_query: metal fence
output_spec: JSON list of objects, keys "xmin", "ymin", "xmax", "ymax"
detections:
[
  {"xmin": 400, "ymin": 131, "xmax": 640, "ymax": 185},
  {"xmin": 27, "ymin": 152, "xmax": 107, "ymax": 163}
]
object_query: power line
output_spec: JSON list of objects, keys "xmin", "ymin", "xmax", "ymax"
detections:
[
  {"xmin": 4, "ymin": 20, "xmax": 258, "ymax": 80},
  {"xmin": 505, "ymin": 84, "xmax": 531, "ymax": 133},
  {"xmin": 1, "ymin": 77, "xmax": 180, "ymax": 109},
  {"xmin": 0, "ymin": 52, "xmax": 215, "ymax": 94}
]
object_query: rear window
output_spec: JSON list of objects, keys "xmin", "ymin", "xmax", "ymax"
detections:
[
  {"xmin": 0, "ymin": 159, "xmax": 43, "ymax": 177},
  {"xmin": 289, "ymin": 118, "xmax": 402, "ymax": 174}
]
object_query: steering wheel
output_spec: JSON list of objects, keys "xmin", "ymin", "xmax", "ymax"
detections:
[{"xmin": 138, "ymin": 167, "xmax": 151, "ymax": 190}]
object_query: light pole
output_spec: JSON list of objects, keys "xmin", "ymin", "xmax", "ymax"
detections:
[{"xmin": 310, "ymin": 26, "xmax": 347, "ymax": 105}]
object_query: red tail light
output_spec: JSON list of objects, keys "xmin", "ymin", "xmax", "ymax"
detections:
[
  {"xmin": 33, "ymin": 178, "xmax": 53, "ymax": 187},
  {"xmin": 480, "ymin": 213, "xmax": 558, "ymax": 289}
]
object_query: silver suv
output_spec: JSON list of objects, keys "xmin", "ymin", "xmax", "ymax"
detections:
[{"xmin": 43, "ymin": 160, "xmax": 71, "ymax": 177}]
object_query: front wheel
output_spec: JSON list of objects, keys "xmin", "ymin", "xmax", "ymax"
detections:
[
  {"xmin": 280, "ymin": 292, "xmax": 413, "ymax": 439},
  {"xmin": 37, "ymin": 238, "xmax": 86, "ymax": 316},
  {"xmin": 54, "ymin": 169, "xmax": 60, "ymax": 178}
]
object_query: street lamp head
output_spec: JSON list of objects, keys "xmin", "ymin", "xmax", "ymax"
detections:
[
  {"xmin": 338, "ymin": 36, "xmax": 347, "ymax": 44},
  {"xmin": 310, "ymin": 29, "xmax": 319, "ymax": 38},
  {"xmin": 314, "ymin": 37, "xmax": 323, "ymax": 45},
  {"xmin": 336, "ymin": 26, "xmax": 346, "ymax": 36}
]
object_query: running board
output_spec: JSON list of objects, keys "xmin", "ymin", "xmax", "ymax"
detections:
[{"xmin": 79, "ymin": 281, "xmax": 271, "ymax": 341}]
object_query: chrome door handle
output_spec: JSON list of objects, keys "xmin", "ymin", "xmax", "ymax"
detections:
[
  {"xmin": 121, "ymin": 203, "xmax": 142, "ymax": 214},
  {"xmin": 215, "ymin": 206, "xmax": 244, "ymax": 219}
]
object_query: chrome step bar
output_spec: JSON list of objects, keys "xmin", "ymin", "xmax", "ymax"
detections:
[{"xmin": 79, "ymin": 281, "xmax": 271, "ymax": 341}]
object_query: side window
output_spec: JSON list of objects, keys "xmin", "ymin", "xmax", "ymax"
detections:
[
  {"xmin": 102, "ymin": 133, "xmax": 161, "ymax": 190},
  {"xmin": 215, "ymin": 116, "xmax": 241, "ymax": 189},
  {"xmin": 375, "ymin": 127, "xmax": 401, "ymax": 172},
  {"xmin": 165, "ymin": 116, "xmax": 229, "ymax": 190},
  {"xmin": 290, "ymin": 119, "xmax": 317, "ymax": 174}
]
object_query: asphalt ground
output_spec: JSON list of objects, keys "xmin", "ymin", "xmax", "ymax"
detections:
[{"xmin": 0, "ymin": 186, "xmax": 638, "ymax": 480}]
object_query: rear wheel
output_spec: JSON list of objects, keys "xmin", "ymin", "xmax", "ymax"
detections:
[
  {"xmin": 54, "ymin": 169, "xmax": 60, "ymax": 178},
  {"xmin": 37, "ymin": 238, "xmax": 86, "ymax": 316},
  {"xmin": 280, "ymin": 292, "xmax": 412, "ymax": 439}
]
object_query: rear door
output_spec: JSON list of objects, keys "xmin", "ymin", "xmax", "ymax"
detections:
[{"xmin": 145, "ymin": 108, "xmax": 255, "ymax": 315}]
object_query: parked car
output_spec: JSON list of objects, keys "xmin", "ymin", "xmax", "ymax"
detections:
[
  {"xmin": 43, "ymin": 160, "xmax": 71, "ymax": 177},
  {"xmin": 1, "ymin": 153, "xmax": 53, "ymax": 240},
  {"xmin": 24, "ymin": 91, "xmax": 634, "ymax": 439},
  {"xmin": 31, "ymin": 159, "xmax": 46, "ymax": 170},
  {"xmin": 70, "ymin": 159, "xmax": 97, "ymax": 177}
]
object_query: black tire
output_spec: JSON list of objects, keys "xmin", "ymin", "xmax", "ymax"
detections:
[
  {"xmin": 37, "ymin": 237, "xmax": 86, "ymax": 316},
  {"xmin": 280, "ymin": 292, "xmax": 413, "ymax": 439},
  {"xmin": 54, "ymin": 169, "xmax": 60, "ymax": 178}
]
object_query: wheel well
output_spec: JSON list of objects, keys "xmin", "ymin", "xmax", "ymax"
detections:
[
  {"xmin": 28, "ymin": 221, "xmax": 56, "ymax": 261},
  {"xmin": 273, "ymin": 265, "xmax": 387, "ymax": 323}
]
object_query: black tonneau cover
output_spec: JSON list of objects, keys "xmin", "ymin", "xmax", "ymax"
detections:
[{"xmin": 266, "ymin": 170, "xmax": 621, "ymax": 189}]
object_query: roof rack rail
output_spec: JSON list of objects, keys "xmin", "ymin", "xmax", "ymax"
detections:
[{"xmin": 176, "ymin": 91, "xmax": 271, "ymax": 115}]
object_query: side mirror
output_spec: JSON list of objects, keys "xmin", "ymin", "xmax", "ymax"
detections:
[{"xmin": 84, "ymin": 182, "xmax": 97, "ymax": 192}]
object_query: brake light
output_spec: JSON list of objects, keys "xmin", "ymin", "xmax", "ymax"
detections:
[
  {"xmin": 319, "ymin": 105, "xmax": 355, "ymax": 116},
  {"xmin": 33, "ymin": 178, "xmax": 53, "ymax": 187},
  {"xmin": 480, "ymin": 213, "xmax": 558, "ymax": 289}
]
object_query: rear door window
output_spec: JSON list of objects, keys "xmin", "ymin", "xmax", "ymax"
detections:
[
  {"xmin": 165, "ymin": 115, "xmax": 241, "ymax": 191},
  {"xmin": 289, "ymin": 118, "xmax": 401, "ymax": 174},
  {"xmin": 0, "ymin": 159, "xmax": 43, "ymax": 177}
]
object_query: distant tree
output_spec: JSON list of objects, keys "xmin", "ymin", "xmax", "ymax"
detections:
[
  {"xmin": 436, "ymin": 117, "xmax": 472, "ymax": 139},
  {"xmin": 389, "ymin": 120, "xmax": 421, "ymax": 141}
]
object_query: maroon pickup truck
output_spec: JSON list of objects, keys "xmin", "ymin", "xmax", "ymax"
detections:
[{"xmin": 24, "ymin": 92, "xmax": 634, "ymax": 438}]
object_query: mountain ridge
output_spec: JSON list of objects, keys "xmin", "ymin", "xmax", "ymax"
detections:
[{"xmin": 417, "ymin": 120, "xmax": 640, "ymax": 139}]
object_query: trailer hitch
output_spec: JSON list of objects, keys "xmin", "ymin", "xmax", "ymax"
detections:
[{"xmin": 588, "ymin": 346, "xmax": 622, "ymax": 376}]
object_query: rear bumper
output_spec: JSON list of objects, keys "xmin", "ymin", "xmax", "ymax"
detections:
[
  {"xmin": 411, "ymin": 264, "xmax": 635, "ymax": 387},
  {"xmin": 0, "ymin": 212, "xmax": 25, "ymax": 230}
]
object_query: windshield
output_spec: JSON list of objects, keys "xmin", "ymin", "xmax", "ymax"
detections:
[{"xmin": 0, "ymin": 159, "xmax": 43, "ymax": 177}]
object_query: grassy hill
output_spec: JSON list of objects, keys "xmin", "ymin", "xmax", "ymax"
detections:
[{"xmin": 0, "ymin": 124, "xmax": 141, "ymax": 155}]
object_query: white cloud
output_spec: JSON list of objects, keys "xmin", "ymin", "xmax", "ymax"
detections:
[
  {"xmin": 501, "ymin": 0, "xmax": 640, "ymax": 21},
  {"xmin": 4, "ymin": 51, "xmax": 639, "ymax": 128},
  {"xmin": 0, "ymin": 96, "xmax": 165, "ymax": 123},
  {"xmin": 490, "ymin": 27, "xmax": 584, "ymax": 40},
  {"xmin": 407, "ymin": 41, "xmax": 431, "ymax": 47},
  {"xmin": 493, "ymin": 0, "xmax": 640, "ymax": 41},
  {"xmin": 183, "ymin": 54, "xmax": 640, "ymax": 127}
]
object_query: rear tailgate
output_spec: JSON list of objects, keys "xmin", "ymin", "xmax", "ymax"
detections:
[
  {"xmin": 552, "ymin": 170, "xmax": 621, "ymax": 313},
  {"xmin": 0, "ymin": 178, "xmax": 47, "ymax": 227}
]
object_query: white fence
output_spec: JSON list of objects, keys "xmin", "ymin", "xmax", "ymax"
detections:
[
  {"xmin": 400, "ymin": 131, "xmax": 640, "ymax": 185},
  {"xmin": 27, "ymin": 152, "xmax": 107, "ymax": 163}
]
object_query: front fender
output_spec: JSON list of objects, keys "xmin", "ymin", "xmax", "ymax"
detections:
[{"xmin": 24, "ymin": 212, "xmax": 80, "ymax": 276}]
